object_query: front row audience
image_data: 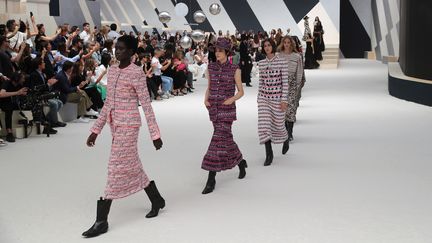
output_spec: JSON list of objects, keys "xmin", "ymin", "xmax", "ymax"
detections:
[{"xmin": 0, "ymin": 18, "xmax": 204, "ymax": 145}]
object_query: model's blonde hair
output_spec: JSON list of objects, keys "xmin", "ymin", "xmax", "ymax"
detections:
[{"xmin": 278, "ymin": 35, "xmax": 298, "ymax": 53}]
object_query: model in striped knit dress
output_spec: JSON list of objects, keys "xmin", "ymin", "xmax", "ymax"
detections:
[
  {"xmin": 202, "ymin": 37, "xmax": 247, "ymax": 194},
  {"xmin": 258, "ymin": 38, "xmax": 290, "ymax": 166},
  {"xmin": 82, "ymin": 36, "xmax": 165, "ymax": 238},
  {"xmin": 278, "ymin": 36, "xmax": 304, "ymax": 142}
]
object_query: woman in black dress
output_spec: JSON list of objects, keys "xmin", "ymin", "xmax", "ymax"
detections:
[
  {"xmin": 303, "ymin": 16, "xmax": 320, "ymax": 69},
  {"xmin": 239, "ymin": 34, "xmax": 252, "ymax": 87},
  {"xmin": 313, "ymin": 17, "xmax": 325, "ymax": 61}
]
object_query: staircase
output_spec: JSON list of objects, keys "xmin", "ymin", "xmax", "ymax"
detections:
[{"xmin": 318, "ymin": 44, "xmax": 339, "ymax": 69}]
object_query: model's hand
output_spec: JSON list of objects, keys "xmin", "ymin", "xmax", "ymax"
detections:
[
  {"xmin": 87, "ymin": 133, "xmax": 98, "ymax": 147},
  {"xmin": 204, "ymin": 100, "xmax": 210, "ymax": 107},
  {"xmin": 222, "ymin": 97, "xmax": 235, "ymax": 105},
  {"xmin": 280, "ymin": 102, "xmax": 288, "ymax": 112},
  {"xmin": 153, "ymin": 138, "xmax": 163, "ymax": 150}
]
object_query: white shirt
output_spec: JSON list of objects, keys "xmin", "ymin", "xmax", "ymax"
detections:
[
  {"xmin": 9, "ymin": 32, "xmax": 27, "ymax": 50},
  {"xmin": 96, "ymin": 65, "xmax": 108, "ymax": 86},
  {"xmin": 151, "ymin": 57, "xmax": 162, "ymax": 76},
  {"xmin": 107, "ymin": 30, "xmax": 120, "ymax": 41},
  {"xmin": 79, "ymin": 31, "xmax": 91, "ymax": 44}
]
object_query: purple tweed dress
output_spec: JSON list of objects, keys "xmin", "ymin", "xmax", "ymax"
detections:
[{"xmin": 201, "ymin": 60, "xmax": 243, "ymax": 172}]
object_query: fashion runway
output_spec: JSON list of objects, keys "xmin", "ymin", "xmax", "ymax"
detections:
[{"xmin": 1, "ymin": 60, "xmax": 431, "ymax": 243}]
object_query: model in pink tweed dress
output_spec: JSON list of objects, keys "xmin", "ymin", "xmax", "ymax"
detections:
[{"xmin": 82, "ymin": 36, "xmax": 165, "ymax": 238}]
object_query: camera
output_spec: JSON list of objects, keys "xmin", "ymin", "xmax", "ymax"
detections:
[{"xmin": 14, "ymin": 84, "xmax": 60, "ymax": 122}]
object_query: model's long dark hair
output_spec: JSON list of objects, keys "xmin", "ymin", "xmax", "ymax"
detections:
[{"xmin": 261, "ymin": 38, "xmax": 276, "ymax": 55}]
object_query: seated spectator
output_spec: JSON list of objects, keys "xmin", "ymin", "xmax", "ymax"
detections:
[
  {"xmin": 150, "ymin": 48, "xmax": 167, "ymax": 100},
  {"xmin": 0, "ymin": 36, "xmax": 15, "ymax": 79},
  {"xmin": 80, "ymin": 59, "xmax": 104, "ymax": 112},
  {"xmin": 54, "ymin": 42, "xmax": 81, "ymax": 71},
  {"xmin": 29, "ymin": 57, "xmax": 66, "ymax": 129},
  {"xmin": 52, "ymin": 61, "xmax": 94, "ymax": 123},
  {"xmin": 107, "ymin": 23, "xmax": 120, "ymax": 41},
  {"xmin": 37, "ymin": 41, "xmax": 58, "ymax": 78},
  {"xmin": 51, "ymin": 25, "xmax": 69, "ymax": 50},
  {"xmin": 0, "ymin": 72, "xmax": 29, "ymax": 142},
  {"xmin": 141, "ymin": 52, "xmax": 154, "ymax": 97},
  {"xmin": 17, "ymin": 43, "xmax": 34, "ymax": 74},
  {"xmin": 34, "ymin": 23, "xmax": 60, "ymax": 52},
  {"xmin": 79, "ymin": 22, "xmax": 94, "ymax": 45},
  {"xmin": 102, "ymin": 39, "xmax": 115, "ymax": 59},
  {"xmin": 172, "ymin": 50, "xmax": 188, "ymax": 96},
  {"xmin": 94, "ymin": 52, "xmax": 111, "ymax": 100},
  {"xmin": 68, "ymin": 37, "xmax": 83, "ymax": 58},
  {"xmin": 88, "ymin": 41, "xmax": 101, "ymax": 65}
]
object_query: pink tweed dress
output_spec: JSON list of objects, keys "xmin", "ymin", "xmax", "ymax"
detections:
[{"xmin": 90, "ymin": 63, "xmax": 160, "ymax": 199}]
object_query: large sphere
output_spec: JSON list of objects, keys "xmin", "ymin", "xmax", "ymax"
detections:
[
  {"xmin": 191, "ymin": 29, "xmax": 205, "ymax": 43},
  {"xmin": 175, "ymin": 3, "xmax": 189, "ymax": 17},
  {"xmin": 209, "ymin": 3, "xmax": 221, "ymax": 15},
  {"xmin": 193, "ymin": 10, "xmax": 206, "ymax": 23},
  {"xmin": 180, "ymin": 35, "xmax": 192, "ymax": 49},
  {"xmin": 158, "ymin": 11, "xmax": 171, "ymax": 24}
]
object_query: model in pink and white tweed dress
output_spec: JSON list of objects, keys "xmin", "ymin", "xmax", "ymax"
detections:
[{"xmin": 90, "ymin": 63, "xmax": 160, "ymax": 199}]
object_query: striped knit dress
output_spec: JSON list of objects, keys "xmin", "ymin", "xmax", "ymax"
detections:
[
  {"xmin": 257, "ymin": 55, "xmax": 289, "ymax": 144},
  {"xmin": 278, "ymin": 52, "xmax": 304, "ymax": 122},
  {"xmin": 90, "ymin": 63, "xmax": 161, "ymax": 199},
  {"xmin": 202, "ymin": 61, "xmax": 243, "ymax": 172}
]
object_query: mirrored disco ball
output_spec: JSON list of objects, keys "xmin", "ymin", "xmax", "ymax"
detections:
[
  {"xmin": 180, "ymin": 35, "xmax": 192, "ymax": 49},
  {"xmin": 209, "ymin": 3, "xmax": 221, "ymax": 15},
  {"xmin": 193, "ymin": 10, "xmax": 206, "ymax": 23},
  {"xmin": 175, "ymin": 2, "xmax": 189, "ymax": 17},
  {"xmin": 191, "ymin": 29, "xmax": 205, "ymax": 43},
  {"xmin": 158, "ymin": 11, "xmax": 171, "ymax": 24}
]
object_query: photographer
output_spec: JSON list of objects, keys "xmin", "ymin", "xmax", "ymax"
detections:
[
  {"xmin": 29, "ymin": 57, "xmax": 66, "ymax": 129},
  {"xmin": 0, "ymin": 72, "xmax": 28, "ymax": 142}
]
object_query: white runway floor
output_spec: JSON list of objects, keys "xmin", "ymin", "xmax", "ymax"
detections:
[{"xmin": 1, "ymin": 60, "xmax": 432, "ymax": 243}]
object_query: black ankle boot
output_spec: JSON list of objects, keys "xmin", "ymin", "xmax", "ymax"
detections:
[
  {"xmin": 238, "ymin": 159, "xmax": 248, "ymax": 179},
  {"xmin": 282, "ymin": 139, "xmax": 289, "ymax": 155},
  {"xmin": 264, "ymin": 141, "xmax": 274, "ymax": 166},
  {"xmin": 202, "ymin": 171, "xmax": 216, "ymax": 194},
  {"xmin": 287, "ymin": 121, "xmax": 294, "ymax": 141},
  {"xmin": 144, "ymin": 181, "xmax": 165, "ymax": 218},
  {"xmin": 82, "ymin": 197, "xmax": 112, "ymax": 238}
]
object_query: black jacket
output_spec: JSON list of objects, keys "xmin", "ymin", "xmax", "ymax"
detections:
[{"xmin": 53, "ymin": 70, "xmax": 77, "ymax": 104}]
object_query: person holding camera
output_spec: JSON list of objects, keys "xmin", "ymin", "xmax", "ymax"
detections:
[
  {"xmin": 29, "ymin": 57, "xmax": 66, "ymax": 130},
  {"xmin": 0, "ymin": 72, "xmax": 28, "ymax": 142}
]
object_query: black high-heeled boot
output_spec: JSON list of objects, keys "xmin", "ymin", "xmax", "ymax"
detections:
[
  {"xmin": 202, "ymin": 171, "xmax": 216, "ymax": 194},
  {"xmin": 238, "ymin": 159, "xmax": 248, "ymax": 179},
  {"xmin": 82, "ymin": 197, "xmax": 112, "ymax": 238},
  {"xmin": 264, "ymin": 141, "xmax": 274, "ymax": 166},
  {"xmin": 144, "ymin": 181, "xmax": 166, "ymax": 218}
]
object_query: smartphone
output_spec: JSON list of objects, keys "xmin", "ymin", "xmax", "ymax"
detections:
[{"xmin": 30, "ymin": 12, "xmax": 33, "ymax": 17}]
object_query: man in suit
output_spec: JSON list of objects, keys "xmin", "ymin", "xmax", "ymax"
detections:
[
  {"xmin": 29, "ymin": 57, "xmax": 66, "ymax": 132},
  {"xmin": 53, "ymin": 61, "xmax": 93, "ymax": 123}
]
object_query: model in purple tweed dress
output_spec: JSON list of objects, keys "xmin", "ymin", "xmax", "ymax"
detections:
[{"xmin": 201, "ymin": 37, "xmax": 248, "ymax": 194}]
